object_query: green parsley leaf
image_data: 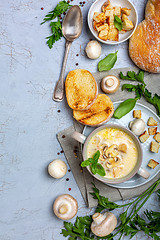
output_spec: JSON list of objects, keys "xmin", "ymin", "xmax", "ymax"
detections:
[
  {"xmin": 114, "ymin": 15, "xmax": 122, "ymax": 31},
  {"xmin": 46, "ymin": 18, "xmax": 63, "ymax": 48},
  {"xmin": 41, "ymin": 1, "xmax": 72, "ymax": 24}
]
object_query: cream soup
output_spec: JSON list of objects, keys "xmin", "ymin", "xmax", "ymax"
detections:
[{"xmin": 87, "ymin": 128, "xmax": 138, "ymax": 179}]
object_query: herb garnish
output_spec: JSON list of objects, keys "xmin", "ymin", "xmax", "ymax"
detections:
[
  {"xmin": 41, "ymin": 1, "xmax": 72, "ymax": 48},
  {"xmin": 81, "ymin": 151, "xmax": 106, "ymax": 177},
  {"xmin": 114, "ymin": 70, "xmax": 160, "ymax": 118},
  {"xmin": 61, "ymin": 179, "xmax": 160, "ymax": 239},
  {"xmin": 114, "ymin": 16, "xmax": 122, "ymax": 31},
  {"xmin": 98, "ymin": 51, "xmax": 118, "ymax": 72}
]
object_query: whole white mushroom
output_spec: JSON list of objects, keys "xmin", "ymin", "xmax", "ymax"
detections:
[
  {"xmin": 85, "ymin": 40, "xmax": 102, "ymax": 59},
  {"xmin": 91, "ymin": 212, "xmax": 117, "ymax": 237},
  {"xmin": 53, "ymin": 194, "xmax": 78, "ymax": 220},
  {"xmin": 129, "ymin": 119, "xmax": 146, "ymax": 136},
  {"xmin": 48, "ymin": 159, "xmax": 67, "ymax": 178}
]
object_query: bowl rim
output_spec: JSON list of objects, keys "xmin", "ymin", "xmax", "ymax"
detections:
[
  {"xmin": 82, "ymin": 124, "xmax": 143, "ymax": 184},
  {"xmin": 87, "ymin": 0, "xmax": 138, "ymax": 45}
]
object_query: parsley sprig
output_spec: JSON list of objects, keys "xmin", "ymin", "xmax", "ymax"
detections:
[
  {"xmin": 81, "ymin": 151, "xmax": 106, "ymax": 177},
  {"xmin": 41, "ymin": 1, "xmax": 72, "ymax": 48},
  {"xmin": 61, "ymin": 179, "xmax": 160, "ymax": 240},
  {"xmin": 114, "ymin": 70, "xmax": 160, "ymax": 118}
]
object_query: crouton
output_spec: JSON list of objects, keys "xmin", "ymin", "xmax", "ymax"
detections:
[
  {"xmin": 96, "ymin": 23, "xmax": 109, "ymax": 32},
  {"xmin": 147, "ymin": 117, "xmax": 158, "ymax": 126},
  {"xmin": 154, "ymin": 132, "xmax": 160, "ymax": 143},
  {"xmin": 93, "ymin": 21, "xmax": 103, "ymax": 31},
  {"xmin": 148, "ymin": 159, "xmax": 159, "ymax": 169},
  {"xmin": 102, "ymin": 0, "xmax": 112, "ymax": 12},
  {"xmin": 113, "ymin": 6, "xmax": 121, "ymax": 16},
  {"xmin": 122, "ymin": 14, "xmax": 134, "ymax": 31},
  {"xmin": 108, "ymin": 28, "xmax": 119, "ymax": 41},
  {"xmin": 93, "ymin": 12, "xmax": 106, "ymax": 23},
  {"xmin": 118, "ymin": 144, "xmax": 127, "ymax": 153},
  {"xmin": 139, "ymin": 131, "xmax": 149, "ymax": 143},
  {"xmin": 150, "ymin": 141, "xmax": 159, "ymax": 153},
  {"xmin": 104, "ymin": 9, "xmax": 114, "ymax": 17},
  {"xmin": 133, "ymin": 110, "xmax": 141, "ymax": 119},
  {"xmin": 99, "ymin": 30, "xmax": 109, "ymax": 41},
  {"xmin": 121, "ymin": 8, "xmax": 131, "ymax": 16},
  {"xmin": 148, "ymin": 127, "xmax": 157, "ymax": 135}
]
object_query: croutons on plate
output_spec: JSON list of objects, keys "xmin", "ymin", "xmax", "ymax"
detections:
[
  {"xmin": 147, "ymin": 117, "xmax": 158, "ymax": 126},
  {"xmin": 148, "ymin": 159, "xmax": 159, "ymax": 169},
  {"xmin": 154, "ymin": 132, "xmax": 160, "ymax": 143},
  {"xmin": 133, "ymin": 110, "xmax": 141, "ymax": 119},
  {"xmin": 139, "ymin": 131, "xmax": 149, "ymax": 143},
  {"xmin": 150, "ymin": 141, "xmax": 159, "ymax": 153},
  {"xmin": 148, "ymin": 127, "xmax": 157, "ymax": 135}
]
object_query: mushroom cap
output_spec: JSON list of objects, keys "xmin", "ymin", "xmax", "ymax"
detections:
[
  {"xmin": 48, "ymin": 159, "xmax": 67, "ymax": 178},
  {"xmin": 53, "ymin": 194, "xmax": 78, "ymax": 220},
  {"xmin": 101, "ymin": 75, "xmax": 120, "ymax": 94},
  {"xmin": 85, "ymin": 40, "xmax": 102, "ymax": 59},
  {"xmin": 129, "ymin": 119, "xmax": 145, "ymax": 135},
  {"xmin": 91, "ymin": 212, "xmax": 117, "ymax": 237}
]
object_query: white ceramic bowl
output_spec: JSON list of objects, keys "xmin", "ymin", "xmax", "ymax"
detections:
[{"xmin": 88, "ymin": 0, "xmax": 138, "ymax": 45}]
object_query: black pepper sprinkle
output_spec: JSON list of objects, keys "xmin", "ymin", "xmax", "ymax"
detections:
[
  {"xmin": 66, "ymin": 178, "xmax": 69, "ymax": 181},
  {"xmin": 83, "ymin": 1, "xmax": 85, "ymax": 4},
  {"xmin": 81, "ymin": 4, "xmax": 84, "ymax": 7},
  {"xmin": 76, "ymin": 54, "xmax": 79, "ymax": 56},
  {"xmin": 74, "ymin": 146, "xmax": 78, "ymax": 149},
  {"xmin": 80, "ymin": 2, "xmax": 82, "ymax": 4},
  {"xmin": 76, "ymin": 63, "xmax": 79, "ymax": 66},
  {"xmin": 60, "ymin": 150, "xmax": 64, "ymax": 153},
  {"xmin": 60, "ymin": 17, "xmax": 62, "ymax": 19},
  {"xmin": 57, "ymin": 152, "xmax": 60, "ymax": 155},
  {"xmin": 68, "ymin": 169, "xmax": 71, "ymax": 172},
  {"xmin": 67, "ymin": 0, "xmax": 70, "ymax": 3},
  {"xmin": 57, "ymin": 110, "xmax": 61, "ymax": 113},
  {"xmin": 63, "ymin": 12, "xmax": 66, "ymax": 15},
  {"xmin": 62, "ymin": 135, "xmax": 65, "ymax": 138},
  {"xmin": 41, "ymin": 7, "xmax": 44, "ymax": 10}
]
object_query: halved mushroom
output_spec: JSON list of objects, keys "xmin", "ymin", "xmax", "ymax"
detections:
[
  {"xmin": 91, "ymin": 212, "xmax": 117, "ymax": 237},
  {"xmin": 105, "ymin": 144, "xmax": 118, "ymax": 158},
  {"xmin": 105, "ymin": 156, "xmax": 122, "ymax": 168},
  {"xmin": 99, "ymin": 144, "xmax": 109, "ymax": 161},
  {"xmin": 53, "ymin": 194, "xmax": 78, "ymax": 220}
]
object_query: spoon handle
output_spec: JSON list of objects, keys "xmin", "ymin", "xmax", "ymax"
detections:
[{"xmin": 53, "ymin": 40, "xmax": 72, "ymax": 102}]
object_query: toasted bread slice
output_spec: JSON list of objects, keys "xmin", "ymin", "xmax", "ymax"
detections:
[
  {"xmin": 73, "ymin": 94, "xmax": 114, "ymax": 126},
  {"xmin": 65, "ymin": 69, "xmax": 97, "ymax": 110}
]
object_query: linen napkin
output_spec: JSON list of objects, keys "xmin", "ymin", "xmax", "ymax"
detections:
[{"xmin": 57, "ymin": 67, "xmax": 160, "ymax": 208}]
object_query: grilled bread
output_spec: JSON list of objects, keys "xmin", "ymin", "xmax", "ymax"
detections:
[
  {"xmin": 65, "ymin": 69, "xmax": 97, "ymax": 110},
  {"xmin": 73, "ymin": 94, "xmax": 114, "ymax": 126},
  {"xmin": 129, "ymin": 0, "xmax": 160, "ymax": 73}
]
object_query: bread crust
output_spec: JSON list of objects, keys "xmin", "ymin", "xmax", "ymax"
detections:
[{"xmin": 129, "ymin": 0, "xmax": 160, "ymax": 73}]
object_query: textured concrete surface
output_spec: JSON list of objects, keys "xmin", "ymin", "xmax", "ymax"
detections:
[{"xmin": 0, "ymin": 0, "xmax": 159, "ymax": 239}]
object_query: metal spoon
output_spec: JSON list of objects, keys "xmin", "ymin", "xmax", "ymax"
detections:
[{"xmin": 53, "ymin": 6, "xmax": 83, "ymax": 102}]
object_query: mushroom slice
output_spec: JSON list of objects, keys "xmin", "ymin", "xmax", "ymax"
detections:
[
  {"xmin": 105, "ymin": 156, "xmax": 122, "ymax": 168},
  {"xmin": 100, "ymin": 144, "xmax": 108, "ymax": 152},
  {"xmin": 118, "ymin": 144, "xmax": 127, "ymax": 153},
  {"xmin": 105, "ymin": 144, "xmax": 118, "ymax": 158},
  {"xmin": 99, "ymin": 144, "xmax": 109, "ymax": 161},
  {"xmin": 91, "ymin": 212, "xmax": 117, "ymax": 237},
  {"xmin": 53, "ymin": 194, "xmax": 78, "ymax": 220}
]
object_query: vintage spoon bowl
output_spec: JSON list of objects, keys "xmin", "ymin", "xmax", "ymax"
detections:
[{"xmin": 53, "ymin": 6, "xmax": 83, "ymax": 102}]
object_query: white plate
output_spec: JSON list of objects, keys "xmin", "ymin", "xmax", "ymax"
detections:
[
  {"xmin": 88, "ymin": 0, "xmax": 138, "ymax": 45},
  {"xmin": 83, "ymin": 102, "xmax": 160, "ymax": 188}
]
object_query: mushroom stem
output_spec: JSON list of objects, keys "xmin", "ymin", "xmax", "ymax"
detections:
[{"xmin": 92, "ymin": 213, "xmax": 106, "ymax": 224}]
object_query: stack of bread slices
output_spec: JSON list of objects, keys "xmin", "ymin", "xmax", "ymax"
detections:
[{"xmin": 65, "ymin": 69, "xmax": 114, "ymax": 126}]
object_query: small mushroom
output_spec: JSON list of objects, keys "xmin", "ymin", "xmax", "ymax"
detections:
[
  {"xmin": 105, "ymin": 144, "xmax": 118, "ymax": 158},
  {"xmin": 101, "ymin": 75, "xmax": 120, "ymax": 94},
  {"xmin": 53, "ymin": 194, "xmax": 78, "ymax": 220},
  {"xmin": 48, "ymin": 159, "xmax": 67, "ymax": 179},
  {"xmin": 91, "ymin": 212, "xmax": 117, "ymax": 237},
  {"xmin": 129, "ymin": 119, "xmax": 145, "ymax": 136},
  {"xmin": 105, "ymin": 156, "xmax": 122, "ymax": 168},
  {"xmin": 85, "ymin": 40, "xmax": 102, "ymax": 59}
]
